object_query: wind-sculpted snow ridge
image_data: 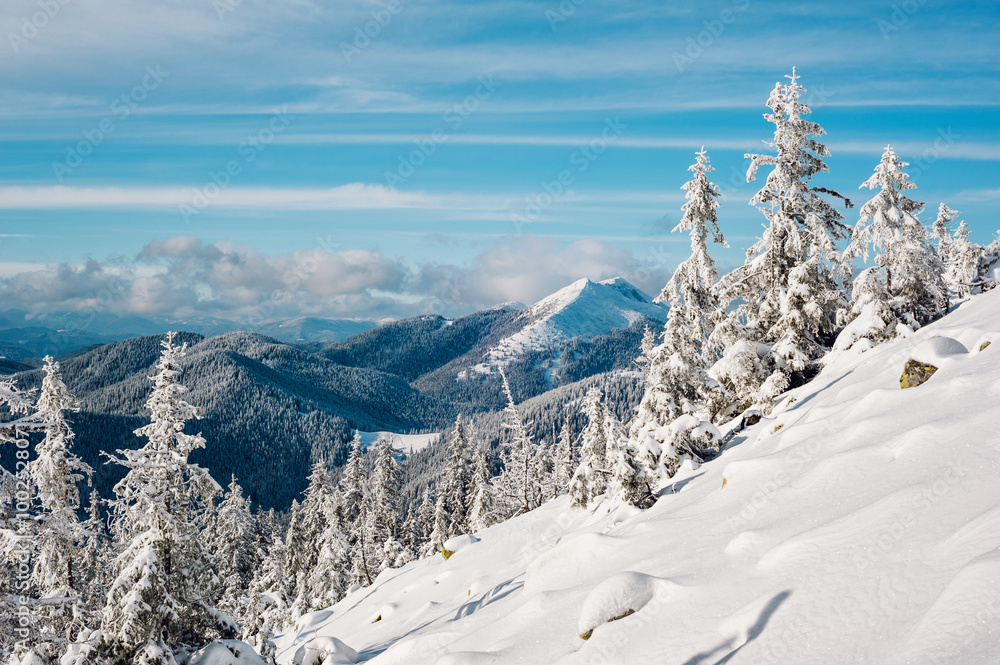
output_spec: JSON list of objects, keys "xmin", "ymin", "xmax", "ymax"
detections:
[
  {"xmin": 277, "ymin": 289, "xmax": 1000, "ymax": 664},
  {"xmin": 474, "ymin": 278, "xmax": 667, "ymax": 373}
]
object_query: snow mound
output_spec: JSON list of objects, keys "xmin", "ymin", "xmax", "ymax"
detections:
[
  {"xmin": 291, "ymin": 637, "xmax": 358, "ymax": 665},
  {"xmin": 906, "ymin": 335, "xmax": 968, "ymax": 364},
  {"xmin": 443, "ymin": 534, "xmax": 480, "ymax": 558},
  {"xmin": 576, "ymin": 571, "xmax": 678, "ymax": 639},
  {"xmin": 189, "ymin": 641, "xmax": 266, "ymax": 665}
]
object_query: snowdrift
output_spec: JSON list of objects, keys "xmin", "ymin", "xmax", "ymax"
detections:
[{"xmin": 276, "ymin": 289, "xmax": 1000, "ymax": 664}]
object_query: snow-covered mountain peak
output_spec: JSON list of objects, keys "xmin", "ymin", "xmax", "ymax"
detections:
[{"xmin": 475, "ymin": 277, "xmax": 667, "ymax": 371}]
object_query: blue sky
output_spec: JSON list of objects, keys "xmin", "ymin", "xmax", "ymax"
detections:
[{"xmin": 1, "ymin": 0, "xmax": 998, "ymax": 323}]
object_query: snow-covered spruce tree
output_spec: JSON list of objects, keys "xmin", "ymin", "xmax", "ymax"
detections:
[
  {"xmin": 288, "ymin": 460, "xmax": 343, "ymax": 617},
  {"xmin": 100, "ymin": 332, "xmax": 225, "ymax": 665},
  {"xmin": 28, "ymin": 356, "xmax": 95, "ymax": 636},
  {"xmin": 948, "ymin": 220, "xmax": 986, "ymax": 297},
  {"xmin": 338, "ymin": 431, "xmax": 365, "ymax": 532},
  {"xmin": 467, "ymin": 448, "xmax": 497, "ymax": 533},
  {"xmin": 425, "ymin": 496, "xmax": 449, "ymax": 557},
  {"xmin": 414, "ymin": 487, "xmax": 436, "ymax": 552},
  {"xmin": 494, "ymin": 368, "xmax": 540, "ymax": 517},
  {"xmin": 1, "ymin": 373, "xmax": 51, "ymax": 659},
  {"xmin": 242, "ymin": 516, "xmax": 289, "ymax": 659},
  {"xmin": 930, "ymin": 202, "xmax": 958, "ymax": 268},
  {"xmin": 78, "ymin": 490, "xmax": 109, "ymax": 625},
  {"xmin": 207, "ymin": 476, "xmax": 262, "ymax": 623},
  {"xmin": 553, "ymin": 419, "xmax": 576, "ymax": 495},
  {"xmin": 628, "ymin": 148, "xmax": 729, "ymax": 489},
  {"xmin": 440, "ymin": 416, "xmax": 472, "ymax": 537},
  {"xmin": 716, "ymin": 69, "xmax": 852, "ymax": 408},
  {"xmin": 369, "ymin": 436, "xmax": 408, "ymax": 572},
  {"xmin": 568, "ymin": 387, "xmax": 611, "ymax": 508},
  {"xmin": 838, "ymin": 146, "xmax": 947, "ymax": 349},
  {"xmin": 348, "ymin": 499, "xmax": 377, "ymax": 587}
]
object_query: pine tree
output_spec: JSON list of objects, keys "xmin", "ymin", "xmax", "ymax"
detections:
[
  {"xmin": 467, "ymin": 448, "xmax": 497, "ymax": 533},
  {"xmin": 440, "ymin": 416, "xmax": 472, "ymax": 537},
  {"xmin": 553, "ymin": 419, "xmax": 576, "ymax": 495},
  {"xmin": 366, "ymin": 436, "xmax": 410, "ymax": 574},
  {"xmin": 839, "ymin": 145, "xmax": 947, "ymax": 348},
  {"xmin": 338, "ymin": 431, "xmax": 365, "ymax": 530},
  {"xmin": 494, "ymin": 368, "xmax": 540, "ymax": 517},
  {"xmin": 207, "ymin": 477, "xmax": 262, "ymax": 622},
  {"xmin": 28, "ymin": 356, "xmax": 94, "ymax": 635},
  {"xmin": 718, "ymin": 68, "xmax": 852, "ymax": 406},
  {"xmin": 426, "ymin": 496, "xmax": 449, "ymax": 557},
  {"xmin": 100, "ymin": 332, "xmax": 224, "ymax": 665},
  {"xmin": 930, "ymin": 202, "xmax": 958, "ymax": 267},
  {"xmin": 290, "ymin": 461, "xmax": 346, "ymax": 616},
  {"xmin": 568, "ymin": 387, "xmax": 611, "ymax": 508},
  {"xmin": 414, "ymin": 487, "xmax": 436, "ymax": 553},
  {"xmin": 948, "ymin": 220, "xmax": 986, "ymax": 297}
]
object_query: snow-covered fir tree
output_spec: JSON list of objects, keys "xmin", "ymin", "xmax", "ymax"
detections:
[
  {"xmin": 1, "ymin": 373, "xmax": 49, "ymax": 659},
  {"xmin": 28, "ymin": 356, "xmax": 95, "ymax": 635},
  {"xmin": 494, "ymin": 368, "xmax": 541, "ymax": 517},
  {"xmin": 948, "ymin": 220, "xmax": 986, "ymax": 297},
  {"xmin": 930, "ymin": 202, "xmax": 958, "ymax": 268},
  {"xmin": 440, "ymin": 416, "xmax": 473, "ymax": 537},
  {"xmin": 369, "ymin": 436, "xmax": 409, "ymax": 571},
  {"xmin": 288, "ymin": 460, "xmax": 343, "ymax": 616},
  {"xmin": 553, "ymin": 419, "xmax": 576, "ymax": 495},
  {"xmin": 568, "ymin": 387, "xmax": 611, "ymax": 508},
  {"xmin": 838, "ymin": 145, "xmax": 947, "ymax": 349},
  {"xmin": 207, "ymin": 476, "xmax": 262, "ymax": 622},
  {"xmin": 425, "ymin": 495, "xmax": 449, "ymax": 557},
  {"xmin": 414, "ymin": 487, "xmax": 436, "ymax": 551},
  {"xmin": 100, "ymin": 332, "xmax": 224, "ymax": 665},
  {"xmin": 716, "ymin": 68, "xmax": 852, "ymax": 408},
  {"xmin": 467, "ymin": 448, "xmax": 498, "ymax": 533}
]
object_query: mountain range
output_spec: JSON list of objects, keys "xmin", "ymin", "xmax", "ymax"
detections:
[{"xmin": 1, "ymin": 277, "xmax": 665, "ymax": 511}]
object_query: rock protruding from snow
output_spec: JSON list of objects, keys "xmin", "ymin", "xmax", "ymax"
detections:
[
  {"xmin": 577, "ymin": 571, "xmax": 677, "ymax": 639},
  {"xmin": 900, "ymin": 360, "xmax": 938, "ymax": 389},
  {"xmin": 899, "ymin": 337, "xmax": 969, "ymax": 388},
  {"xmin": 291, "ymin": 636, "xmax": 359, "ymax": 665}
]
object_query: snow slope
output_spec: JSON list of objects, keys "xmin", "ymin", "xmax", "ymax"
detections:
[
  {"xmin": 359, "ymin": 431, "xmax": 440, "ymax": 454},
  {"xmin": 277, "ymin": 288, "xmax": 1000, "ymax": 664},
  {"xmin": 475, "ymin": 277, "xmax": 666, "ymax": 372}
]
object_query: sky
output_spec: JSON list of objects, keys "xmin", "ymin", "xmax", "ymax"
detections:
[{"xmin": 1, "ymin": 0, "xmax": 998, "ymax": 325}]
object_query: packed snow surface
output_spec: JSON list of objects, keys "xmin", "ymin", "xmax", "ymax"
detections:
[
  {"xmin": 278, "ymin": 289, "xmax": 1000, "ymax": 664},
  {"xmin": 474, "ymin": 277, "xmax": 666, "ymax": 372},
  {"xmin": 359, "ymin": 431, "xmax": 439, "ymax": 454}
]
